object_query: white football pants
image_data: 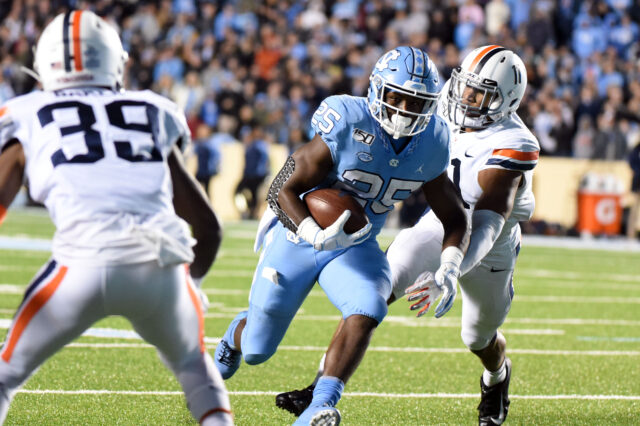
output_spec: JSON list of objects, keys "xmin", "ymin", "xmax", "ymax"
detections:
[
  {"xmin": 0, "ymin": 259, "xmax": 231, "ymax": 425},
  {"xmin": 388, "ymin": 215, "xmax": 515, "ymax": 351}
]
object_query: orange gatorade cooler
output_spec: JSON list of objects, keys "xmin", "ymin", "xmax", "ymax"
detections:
[{"xmin": 577, "ymin": 173, "xmax": 623, "ymax": 235}]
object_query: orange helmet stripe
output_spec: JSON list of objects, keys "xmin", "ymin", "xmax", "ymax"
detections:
[
  {"xmin": 72, "ymin": 10, "xmax": 83, "ymax": 71},
  {"xmin": 467, "ymin": 45, "xmax": 501, "ymax": 72}
]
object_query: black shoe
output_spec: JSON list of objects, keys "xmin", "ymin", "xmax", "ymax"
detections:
[
  {"xmin": 275, "ymin": 384, "xmax": 315, "ymax": 416},
  {"xmin": 478, "ymin": 357, "xmax": 511, "ymax": 425}
]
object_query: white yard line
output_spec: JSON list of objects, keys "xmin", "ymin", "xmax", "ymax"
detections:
[
  {"xmin": 517, "ymin": 269, "xmax": 640, "ymax": 283},
  {"xmin": 57, "ymin": 342, "xmax": 640, "ymax": 356},
  {"xmin": 3, "ymin": 284, "xmax": 640, "ymax": 303},
  {"xmin": 3, "ymin": 233, "xmax": 640, "ymax": 252},
  {"xmin": 2, "ymin": 313, "xmax": 640, "ymax": 328},
  {"xmin": 14, "ymin": 389, "xmax": 640, "ymax": 400}
]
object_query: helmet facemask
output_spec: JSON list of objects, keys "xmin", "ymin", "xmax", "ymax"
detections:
[
  {"xmin": 368, "ymin": 74, "xmax": 438, "ymax": 139},
  {"xmin": 446, "ymin": 67, "xmax": 504, "ymax": 131}
]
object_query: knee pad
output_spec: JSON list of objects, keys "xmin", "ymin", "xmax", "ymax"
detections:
[
  {"xmin": 240, "ymin": 303, "xmax": 293, "ymax": 365},
  {"xmin": 243, "ymin": 352, "xmax": 273, "ymax": 366},
  {"xmin": 461, "ymin": 326, "xmax": 495, "ymax": 351}
]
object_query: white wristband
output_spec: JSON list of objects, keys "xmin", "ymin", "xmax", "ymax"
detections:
[
  {"xmin": 440, "ymin": 245, "xmax": 464, "ymax": 270},
  {"xmin": 296, "ymin": 216, "xmax": 322, "ymax": 246}
]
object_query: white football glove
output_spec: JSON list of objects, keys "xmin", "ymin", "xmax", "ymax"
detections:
[
  {"xmin": 405, "ymin": 247, "xmax": 463, "ymax": 319},
  {"xmin": 405, "ymin": 271, "xmax": 440, "ymax": 317},
  {"xmin": 297, "ymin": 210, "xmax": 372, "ymax": 251},
  {"xmin": 432, "ymin": 261, "xmax": 460, "ymax": 318}
]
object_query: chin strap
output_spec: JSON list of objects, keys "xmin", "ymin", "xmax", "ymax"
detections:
[{"xmin": 20, "ymin": 66, "xmax": 41, "ymax": 82}]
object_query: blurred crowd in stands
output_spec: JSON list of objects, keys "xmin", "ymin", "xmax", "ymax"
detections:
[{"xmin": 2, "ymin": 0, "xmax": 640, "ymax": 160}]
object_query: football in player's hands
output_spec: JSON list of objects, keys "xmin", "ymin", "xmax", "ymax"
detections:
[{"xmin": 303, "ymin": 188, "xmax": 367, "ymax": 234}]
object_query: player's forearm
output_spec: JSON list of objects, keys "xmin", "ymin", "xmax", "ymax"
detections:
[
  {"xmin": 441, "ymin": 216, "xmax": 469, "ymax": 254},
  {"xmin": 190, "ymin": 219, "xmax": 222, "ymax": 278},
  {"xmin": 277, "ymin": 187, "xmax": 313, "ymax": 226},
  {"xmin": 267, "ymin": 156, "xmax": 319, "ymax": 231},
  {"xmin": 437, "ymin": 193, "xmax": 470, "ymax": 253},
  {"xmin": 459, "ymin": 209, "xmax": 506, "ymax": 276},
  {"xmin": 0, "ymin": 142, "xmax": 26, "ymax": 221},
  {"xmin": 168, "ymin": 146, "xmax": 222, "ymax": 278}
]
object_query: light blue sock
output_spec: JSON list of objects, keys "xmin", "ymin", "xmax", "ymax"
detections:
[{"xmin": 310, "ymin": 376, "xmax": 344, "ymax": 407}]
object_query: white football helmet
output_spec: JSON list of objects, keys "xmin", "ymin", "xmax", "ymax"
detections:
[
  {"xmin": 445, "ymin": 45, "xmax": 526, "ymax": 130},
  {"xmin": 33, "ymin": 10, "xmax": 128, "ymax": 91}
]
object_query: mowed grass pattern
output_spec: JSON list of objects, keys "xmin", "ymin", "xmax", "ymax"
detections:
[{"xmin": 1, "ymin": 209, "xmax": 639, "ymax": 425}]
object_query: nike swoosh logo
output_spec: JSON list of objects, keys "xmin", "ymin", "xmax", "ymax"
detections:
[
  {"xmin": 464, "ymin": 149, "xmax": 473, "ymax": 158},
  {"xmin": 490, "ymin": 267, "xmax": 506, "ymax": 272},
  {"xmin": 490, "ymin": 397, "xmax": 505, "ymax": 424}
]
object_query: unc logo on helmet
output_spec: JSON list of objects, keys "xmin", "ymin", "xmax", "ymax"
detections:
[
  {"xmin": 33, "ymin": 10, "xmax": 128, "ymax": 91},
  {"xmin": 445, "ymin": 45, "xmax": 527, "ymax": 130},
  {"xmin": 367, "ymin": 46, "xmax": 440, "ymax": 139}
]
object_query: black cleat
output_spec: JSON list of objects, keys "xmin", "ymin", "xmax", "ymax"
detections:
[
  {"xmin": 275, "ymin": 384, "xmax": 315, "ymax": 416},
  {"xmin": 478, "ymin": 357, "xmax": 511, "ymax": 425}
]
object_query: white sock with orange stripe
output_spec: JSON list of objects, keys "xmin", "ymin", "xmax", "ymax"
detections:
[
  {"xmin": 165, "ymin": 352, "xmax": 232, "ymax": 425},
  {"xmin": 200, "ymin": 409, "xmax": 233, "ymax": 426}
]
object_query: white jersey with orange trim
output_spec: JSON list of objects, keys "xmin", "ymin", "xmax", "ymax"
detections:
[
  {"xmin": 388, "ymin": 91, "xmax": 539, "ymax": 348},
  {"xmin": 0, "ymin": 87, "xmax": 194, "ymax": 266},
  {"xmin": 441, "ymin": 89, "xmax": 538, "ymax": 265}
]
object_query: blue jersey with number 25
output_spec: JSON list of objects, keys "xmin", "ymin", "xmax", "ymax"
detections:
[{"xmin": 310, "ymin": 94, "xmax": 451, "ymax": 236}]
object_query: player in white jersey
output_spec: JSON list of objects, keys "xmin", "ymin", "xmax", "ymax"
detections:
[
  {"xmin": 0, "ymin": 11, "xmax": 232, "ymax": 425},
  {"xmin": 276, "ymin": 46, "xmax": 539, "ymax": 426}
]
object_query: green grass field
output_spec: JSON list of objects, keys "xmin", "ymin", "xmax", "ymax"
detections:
[{"xmin": 1, "ymin": 208, "xmax": 640, "ymax": 425}]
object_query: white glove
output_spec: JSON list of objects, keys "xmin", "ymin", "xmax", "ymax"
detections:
[
  {"xmin": 432, "ymin": 261, "xmax": 460, "ymax": 318},
  {"xmin": 405, "ymin": 246, "xmax": 463, "ymax": 318},
  {"xmin": 405, "ymin": 271, "xmax": 440, "ymax": 317},
  {"xmin": 296, "ymin": 210, "xmax": 372, "ymax": 251}
]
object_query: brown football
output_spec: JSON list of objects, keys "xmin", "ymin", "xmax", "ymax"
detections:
[{"xmin": 303, "ymin": 188, "xmax": 368, "ymax": 234}]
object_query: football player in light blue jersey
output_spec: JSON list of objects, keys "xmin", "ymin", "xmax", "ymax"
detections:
[
  {"xmin": 277, "ymin": 46, "xmax": 538, "ymax": 426},
  {"xmin": 214, "ymin": 46, "xmax": 469, "ymax": 426}
]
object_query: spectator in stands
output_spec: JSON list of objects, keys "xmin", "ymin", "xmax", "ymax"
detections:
[
  {"xmin": 172, "ymin": 70, "xmax": 206, "ymax": 118},
  {"xmin": 526, "ymin": 6, "xmax": 555, "ymax": 54},
  {"xmin": 3, "ymin": 0, "xmax": 640, "ymax": 168},
  {"xmin": 592, "ymin": 107, "xmax": 628, "ymax": 160},
  {"xmin": 194, "ymin": 124, "xmax": 222, "ymax": 200},
  {"xmin": 235, "ymin": 123, "xmax": 270, "ymax": 220},
  {"xmin": 627, "ymin": 139, "xmax": 640, "ymax": 239},
  {"xmin": 573, "ymin": 116, "xmax": 596, "ymax": 159},
  {"xmin": 485, "ymin": 0, "xmax": 510, "ymax": 37}
]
